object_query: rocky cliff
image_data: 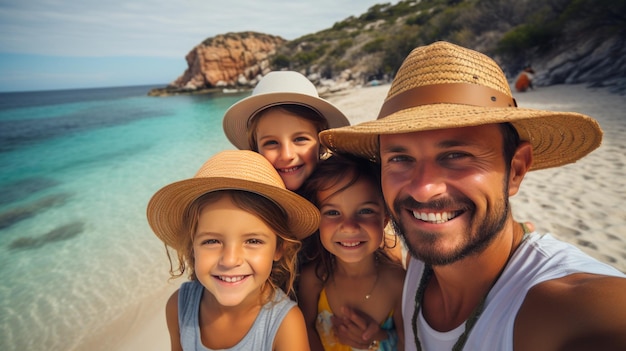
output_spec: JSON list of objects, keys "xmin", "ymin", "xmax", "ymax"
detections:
[
  {"xmin": 149, "ymin": 32, "xmax": 285, "ymax": 96},
  {"xmin": 149, "ymin": 1, "xmax": 626, "ymax": 97},
  {"xmin": 531, "ymin": 34, "xmax": 625, "ymax": 92}
]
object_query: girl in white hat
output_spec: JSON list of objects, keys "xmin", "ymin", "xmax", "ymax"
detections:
[
  {"xmin": 222, "ymin": 71, "xmax": 350, "ymax": 193},
  {"xmin": 147, "ymin": 150, "xmax": 320, "ymax": 350}
]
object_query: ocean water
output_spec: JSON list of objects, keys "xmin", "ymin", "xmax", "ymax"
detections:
[{"xmin": 0, "ymin": 85, "xmax": 250, "ymax": 350}]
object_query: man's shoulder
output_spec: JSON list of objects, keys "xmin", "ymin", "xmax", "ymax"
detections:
[
  {"xmin": 529, "ymin": 272, "xmax": 626, "ymax": 299},
  {"xmin": 515, "ymin": 273, "xmax": 626, "ymax": 350}
]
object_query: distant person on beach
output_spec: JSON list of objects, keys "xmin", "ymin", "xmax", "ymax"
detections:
[
  {"xmin": 147, "ymin": 150, "xmax": 320, "ymax": 351},
  {"xmin": 297, "ymin": 154, "xmax": 405, "ymax": 351},
  {"xmin": 319, "ymin": 41, "xmax": 626, "ymax": 350},
  {"xmin": 514, "ymin": 65, "xmax": 535, "ymax": 92},
  {"xmin": 222, "ymin": 70, "xmax": 350, "ymax": 193}
]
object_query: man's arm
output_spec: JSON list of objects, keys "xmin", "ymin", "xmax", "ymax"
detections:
[{"xmin": 515, "ymin": 273, "xmax": 626, "ymax": 351}]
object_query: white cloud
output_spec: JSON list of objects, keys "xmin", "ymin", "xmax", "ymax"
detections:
[{"xmin": 0, "ymin": 0, "xmax": 394, "ymax": 58}]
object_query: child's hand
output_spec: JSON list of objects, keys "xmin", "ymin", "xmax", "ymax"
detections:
[{"xmin": 331, "ymin": 307, "xmax": 382, "ymax": 349}]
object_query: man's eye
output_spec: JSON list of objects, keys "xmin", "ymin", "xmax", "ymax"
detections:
[
  {"xmin": 442, "ymin": 152, "xmax": 469, "ymax": 160},
  {"xmin": 386, "ymin": 155, "xmax": 411, "ymax": 163}
]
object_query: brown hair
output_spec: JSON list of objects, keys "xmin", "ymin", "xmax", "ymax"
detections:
[
  {"xmin": 246, "ymin": 104, "xmax": 330, "ymax": 155},
  {"xmin": 299, "ymin": 153, "xmax": 401, "ymax": 283},
  {"xmin": 167, "ymin": 190, "xmax": 302, "ymax": 301}
]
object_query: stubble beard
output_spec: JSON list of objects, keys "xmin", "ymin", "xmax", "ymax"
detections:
[{"xmin": 391, "ymin": 186, "xmax": 510, "ymax": 266}]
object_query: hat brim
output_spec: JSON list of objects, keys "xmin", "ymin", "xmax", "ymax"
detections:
[
  {"xmin": 223, "ymin": 92, "xmax": 350, "ymax": 149},
  {"xmin": 320, "ymin": 103, "xmax": 602, "ymax": 171},
  {"xmin": 147, "ymin": 177, "xmax": 320, "ymax": 250}
]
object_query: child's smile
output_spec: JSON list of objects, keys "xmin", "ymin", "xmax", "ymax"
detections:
[
  {"xmin": 193, "ymin": 195, "xmax": 281, "ymax": 307},
  {"xmin": 318, "ymin": 176, "xmax": 386, "ymax": 264}
]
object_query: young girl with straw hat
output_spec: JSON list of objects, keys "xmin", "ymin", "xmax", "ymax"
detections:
[
  {"xmin": 147, "ymin": 150, "xmax": 320, "ymax": 351},
  {"xmin": 222, "ymin": 71, "xmax": 350, "ymax": 193}
]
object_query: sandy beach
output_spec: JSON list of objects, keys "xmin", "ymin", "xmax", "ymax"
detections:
[{"xmin": 109, "ymin": 83, "xmax": 626, "ymax": 351}]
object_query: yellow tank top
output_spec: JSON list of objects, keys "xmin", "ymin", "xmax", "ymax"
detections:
[{"xmin": 315, "ymin": 288, "xmax": 397, "ymax": 351}]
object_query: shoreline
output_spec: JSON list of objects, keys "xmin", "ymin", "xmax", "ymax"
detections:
[{"xmin": 108, "ymin": 83, "xmax": 625, "ymax": 351}]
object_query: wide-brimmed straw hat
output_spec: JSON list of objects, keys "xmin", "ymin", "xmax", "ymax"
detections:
[
  {"xmin": 223, "ymin": 71, "xmax": 350, "ymax": 149},
  {"xmin": 319, "ymin": 41, "xmax": 603, "ymax": 171},
  {"xmin": 147, "ymin": 150, "xmax": 320, "ymax": 250}
]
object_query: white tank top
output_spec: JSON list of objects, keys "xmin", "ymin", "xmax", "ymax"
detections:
[{"xmin": 402, "ymin": 233, "xmax": 625, "ymax": 351}]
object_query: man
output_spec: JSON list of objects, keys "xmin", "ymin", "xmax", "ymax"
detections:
[{"xmin": 319, "ymin": 41, "xmax": 626, "ymax": 350}]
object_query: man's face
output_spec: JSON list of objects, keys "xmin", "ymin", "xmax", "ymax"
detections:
[{"xmin": 379, "ymin": 125, "xmax": 514, "ymax": 265}]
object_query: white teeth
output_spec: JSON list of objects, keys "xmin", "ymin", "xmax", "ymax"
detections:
[
  {"xmin": 412, "ymin": 211, "xmax": 457, "ymax": 223},
  {"xmin": 340, "ymin": 241, "xmax": 362, "ymax": 247},
  {"xmin": 219, "ymin": 275, "xmax": 245, "ymax": 283},
  {"xmin": 279, "ymin": 166, "xmax": 299, "ymax": 173}
]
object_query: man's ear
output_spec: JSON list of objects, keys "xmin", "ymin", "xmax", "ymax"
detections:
[{"xmin": 508, "ymin": 141, "xmax": 532, "ymax": 196}]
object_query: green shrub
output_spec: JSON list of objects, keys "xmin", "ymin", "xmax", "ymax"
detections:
[
  {"xmin": 496, "ymin": 23, "xmax": 558, "ymax": 55},
  {"xmin": 271, "ymin": 55, "xmax": 291, "ymax": 69},
  {"xmin": 330, "ymin": 39, "xmax": 353, "ymax": 57},
  {"xmin": 363, "ymin": 38, "xmax": 385, "ymax": 54}
]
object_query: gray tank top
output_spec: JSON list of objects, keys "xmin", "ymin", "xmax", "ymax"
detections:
[{"xmin": 178, "ymin": 280, "xmax": 296, "ymax": 350}]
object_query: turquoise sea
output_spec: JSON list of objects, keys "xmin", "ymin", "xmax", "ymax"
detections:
[{"xmin": 0, "ymin": 85, "xmax": 250, "ymax": 350}]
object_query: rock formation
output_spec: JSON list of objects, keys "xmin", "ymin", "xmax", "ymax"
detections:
[
  {"xmin": 532, "ymin": 35, "xmax": 626, "ymax": 94},
  {"xmin": 149, "ymin": 32, "xmax": 286, "ymax": 96}
]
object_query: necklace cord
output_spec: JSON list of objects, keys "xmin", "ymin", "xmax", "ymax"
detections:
[
  {"xmin": 411, "ymin": 261, "xmax": 507, "ymax": 351},
  {"xmin": 411, "ymin": 227, "xmax": 530, "ymax": 350}
]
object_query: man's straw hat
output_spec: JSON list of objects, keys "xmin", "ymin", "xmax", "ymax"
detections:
[
  {"xmin": 319, "ymin": 41, "xmax": 603, "ymax": 171},
  {"xmin": 147, "ymin": 150, "xmax": 320, "ymax": 250},
  {"xmin": 223, "ymin": 71, "xmax": 350, "ymax": 150}
]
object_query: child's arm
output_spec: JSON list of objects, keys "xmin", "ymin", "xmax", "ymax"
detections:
[
  {"xmin": 297, "ymin": 264, "xmax": 325, "ymax": 351},
  {"xmin": 273, "ymin": 306, "xmax": 311, "ymax": 351},
  {"xmin": 333, "ymin": 307, "xmax": 385, "ymax": 348},
  {"xmin": 165, "ymin": 290, "xmax": 183, "ymax": 351}
]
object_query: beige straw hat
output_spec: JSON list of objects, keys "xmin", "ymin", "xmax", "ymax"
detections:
[
  {"xmin": 223, "ymin": 71, "xmax": 350, "ymax": 149},
  {"xmin": 319, "ymin": 41, "xmax": 603, "ymax": 171},
  {"xmin": 147, "ymin": 150, "xmax": 320, "ymax": 249}
]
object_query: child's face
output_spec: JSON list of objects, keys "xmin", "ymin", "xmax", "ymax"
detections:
[
  {"xmin": 193, "ymin": 195, "xmax": 282, "ymax": 307},
  {"xmin": 254, "ymin": 109, "xmax": 320, "ymax": 191},
  {"xmin": 317, "ymin": 176, "xmax": 387, "ymax": 263}
]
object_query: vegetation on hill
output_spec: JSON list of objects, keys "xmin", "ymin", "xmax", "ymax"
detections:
[{"xmin": 270, "ymin": 0, "xmax": 625, "ymax": 89}]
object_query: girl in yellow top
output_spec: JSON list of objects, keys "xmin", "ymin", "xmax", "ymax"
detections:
[{"xmin": 298, "ymin": 154, "xmax": 405, "ymax": 351}]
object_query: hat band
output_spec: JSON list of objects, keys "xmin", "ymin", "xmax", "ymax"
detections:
[{"xmin": 377, "ymin": 83, "xmax": 517, "ymax": 119}]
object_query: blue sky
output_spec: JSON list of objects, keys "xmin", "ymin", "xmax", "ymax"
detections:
[{"xmin": 0, "ymin": 0, "xmax": 396, "ymax": 92}]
